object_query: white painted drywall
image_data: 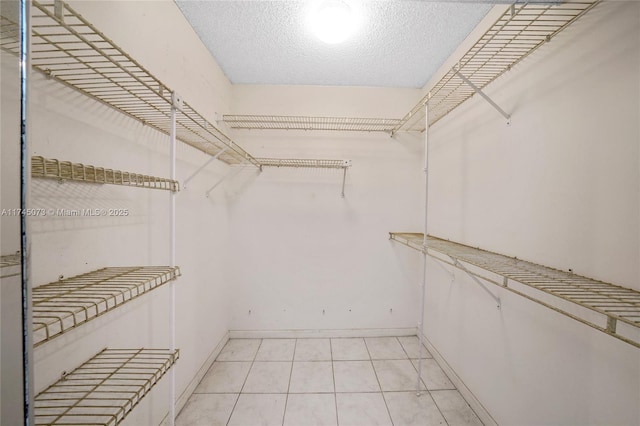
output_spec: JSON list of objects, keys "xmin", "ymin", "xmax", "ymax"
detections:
[
  {"xmin": 423, "ymin": 2, "xmax": 640, "ymax": 424},
  {"xmin": 227, "ymin": 85, "xmax": 426, "ymax": 332}
]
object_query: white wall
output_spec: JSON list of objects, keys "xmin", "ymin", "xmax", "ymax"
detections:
[
  {"xmin": 27, "ymin": 1, "xmax": 235, "ymax": 424},
  {"xmin": 424, "ymin": 2, "xmax": 640, "ymax": 424},
  {"xmin": 227, "ymin": 85, "xmax": 426, "ymax": 333}
]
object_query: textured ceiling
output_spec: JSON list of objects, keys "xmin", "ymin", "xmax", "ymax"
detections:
[{"xmin": 175, "ymin": 1, "xmax": 493, "ymax": 88}]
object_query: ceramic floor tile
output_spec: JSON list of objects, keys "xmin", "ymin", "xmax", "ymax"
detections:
[
  {"xmin": 373, "ymin": 360, "xmax": 426, "ymax": 392},
  {"xmin": 283, "ymin": 393, "xmax": 337, "ymax": 426},
  {"xmin": 227, "ymin": 393, "xmax": 287, "ymax": 426},
  {"xmin": 333, "ymin": 361, "xmax": 380, "ymax": 393},
  {"xmin": 243, "ymin": 361, "xmax": 292, "ymax": 393},
  {"xmin": 384, "ymin": 391, "xmax": 447, "ymax": 426},
  {"xmin": 397, "ymin": 336, "xmax": 433, "ymax": 359},
  {"xmin": 176, "ymin": 393, "xmax": 237, "ymax": 426},
  {"xmin": 216, "ymin": 339, "xmax": 262, "ymax": 361},
  {"xmin": 364, "ymin": 337, "xmax": 407, "ymax": 360},
  {"xmin": 331, "ymin": 338, "xmax": 370, "ymax": 361},
  {"xmin": 294, "ymin": 338, "xmax": 332, "ymax": 361},
  {"xmin": 431, "ymin": 390, "xmax": 484, "ymax": 426},
  {"xmin": 255, "ymin": 338, "xmax": 296, "ymax": 361},
  {"xmin": 289, "ymin": 361, "xmax": 334, "ymax": 393},
  {"xmin": 194, "ymin": 362, "xmax": 251, "ymax": 393},
  {"xmin": 412, "ymin": 359, "xmax": 455, "ymax": 390},
  {"xmin": 336, "ymin": 393, "xmax": 392, "ymax": 426}
]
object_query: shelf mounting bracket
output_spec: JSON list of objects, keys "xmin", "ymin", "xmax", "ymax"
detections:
[
  {"xmin": 448, "ymin": 255, "xmax": 501, "ymax": 309},
  {"xmin": 183, "ymin": 148, "xmax": 228, "ymax": 189},
  {"xmin": 205, "ymin": 163, "xmax": 246, "ymax": 197},
  {"xmin": 455, "ymin": 70, "xmax": 511, "ymax": 125},
  {"xmin": 340, "ymin": 160, "xmax": 351, "ymax": 198}
]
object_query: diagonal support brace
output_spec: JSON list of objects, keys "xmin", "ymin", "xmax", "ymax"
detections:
[
  {"xmin": 449, "ymin": 256, "xmax": 501, "ymax": 309},
  {"xmin": 183, "ymin": 147, "xmax": 227, "ymax": 189},
  {"xmin": 455, "ymin": 70, "xmax": 511, "ymax": 125},
  {"xmin": 205, "ymin": 163, "xmax": 245, "ymax": 197}
]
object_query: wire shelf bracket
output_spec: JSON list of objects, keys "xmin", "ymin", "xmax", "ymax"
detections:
[
  {"xmin": 32, "ymin": 156, "xmax": 180, "ymax": 192},
  {"xmin": 183, "ymin": 148, "xmax": 227, "ymax": 190},
  {"xmin": 34, "ymin": 348, "xmax": 179, "ymax": 426},
  {"xmin": 33, "ymin": 266, "xmax": 181, "ymax": 347},
  {"xmin": 391, "ymin": 1, "xmax": 600, "ymax": 134},
  {"xmin": 389, "ymin": 232, "xmax": 640, "ymax": 349},
  {"xmin": 205, "ymin": 162, "xmax": 249, "ymax": 198},
  {"xmin": 455, "ymin": 70, "xmax": 511, "ymax": 125},
  {"xmin": 450, "ymin": 255, "xmax": 501, "ymax": 308}
]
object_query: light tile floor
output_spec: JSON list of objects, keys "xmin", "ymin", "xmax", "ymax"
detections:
[{"xmin": 176, "ymin": 336, "xmax": 484, "ymax": 426}]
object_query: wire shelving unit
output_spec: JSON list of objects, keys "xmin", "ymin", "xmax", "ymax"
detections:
[
  {"xmin": 257, "ymin": 158, "xmax": 351, "ymax": 169},
  {"xmin": 12, "ymin": 0, "xmax": 259, "ymax": 167},
  {"xmin": 223, "ymin": 115, "xmax": 401, "ymax": 133},
  {"xmin": 34, "ymin": 348, "xmax": 179, "ymax": 426},
  {"xmin": 32, "ymin": 156, "xmax": 180, "ymax": 192},
  {"xmin": 33, "ymin": 266, "xmax": 180, "ymax": 347},
  {"xmin": 391, "ymin": 1, "xmax": 600, "ymax": 133},
  {"xmin": 389, "ymin": 233, "xmax": 640, "ymax": 349}
]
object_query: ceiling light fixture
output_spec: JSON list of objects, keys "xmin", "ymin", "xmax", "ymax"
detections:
[{"xmin": 309, "ymin": 0, "xmax": 359, "ymax": 44}]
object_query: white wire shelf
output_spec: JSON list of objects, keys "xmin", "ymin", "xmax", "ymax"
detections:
[
  {"xmin": 392, "ymin": 1, "xmax": 600, "ymax": 133},
  {"xmin": 257, "ymin": 158, "xmax": 351, "ymax": 169},
  {"xmin": 1, "ymin": 252, "xmax": 21, "ymax": 279},
  {"xmin": 223, "ymin": 115, "xmax": 401, "ymax": 133},
  {"xmin": 32, "ymin": 156, "xmax": 180, "ymax": 192},
  {"xmin": 389, "ymin": 232, "xmax": 640, "ymax": 349},
  {"xmin": 34, "ymin": 348, "xmax": 179, "ymax": 426},
  {"xmin": 33, "ymin": 266, "xmax": 180, "ymax": 347},
  {"xmin": 8, "ymin": 1, "xmax": 260, "ymax": 167},
  {"xmin": 1, "ymin": 252, "xmax": 21, "ymax": 268}
]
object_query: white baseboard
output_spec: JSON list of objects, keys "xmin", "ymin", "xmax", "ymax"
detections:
[
  {"xmin": 229, "ymin": 327, "xmax": 416, "ymax": 339},
  {"xmin": 419, "ymin": 330, "xmax": 498, "ymax": 426},
  {"xmin": 160, "ymin": 331, "xmax": 230, "ymax": 426}
]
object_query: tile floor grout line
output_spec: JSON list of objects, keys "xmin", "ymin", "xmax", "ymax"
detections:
[
  {"xmin": 281, "ymin": 339, "xmax": 298, "ymax": 426},
  {"xmin": 406, "ymin": 336, "xmax": 454, "ymax": 426},
  {"xmin": 429, "ymin": 390, "xmax": 453, "ymax": 426},
  {"xmin": 181, "ymin": 337, "xmax": 482, "ymax": 426},
  {"xmin": 364, "ymin": 337, "xmax": 395, "ymax": 426},
  {"xmin": 399, "ymin": 335, "xmax": 429, "ymax": 394},
  {"xmin": 225, "ymin": 338, "xmax": 262, "ymax": 426},
  {"xmin": 330, "ymin": 338, "xmax": 340, "ymax": 426}
]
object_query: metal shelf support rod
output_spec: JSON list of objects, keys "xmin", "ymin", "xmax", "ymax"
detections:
[
  {"xmin": 183, "ymin": 147, "xmax": 227, "ymax": 189},
  {"xmin": 341, "ymin": 168, "xmax": 347, "ymax": 198},
  {"xmin": 455, "ymin": 70, "xmax": 511, "ymax": 124},
  {"xmin": 417, "ymin": 99, "xmax": 430, "ymax": 396},
  {"xmin": 169, "ymin": 92, "xmax": 179, "ymax": 426},
  {"xmin": 21, "ymin": 1, "xmax": 35, "ymax": 422},
  {"xmin": 205, "ymin": 165, "xmax": 245, "ymax": 197},
  {"xmin": 449, "ymin": 256, "xmax": 501, "ymax": 309}
]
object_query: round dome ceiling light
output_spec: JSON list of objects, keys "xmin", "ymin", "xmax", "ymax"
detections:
[{"xmin": 309, "ymin": 0, "xmax": 358, "ymax": 44}]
